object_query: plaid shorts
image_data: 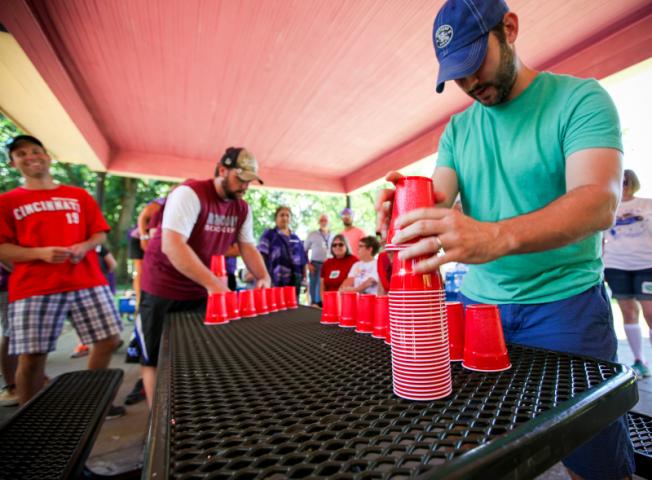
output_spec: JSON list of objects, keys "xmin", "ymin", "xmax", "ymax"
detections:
[
  {"xmin": 8, "ymin": 285, "xmax": 123, "ymax": 355},
  {"xmin": 0, "ymin": 291, "xmax": 8, "ymax": 336}
]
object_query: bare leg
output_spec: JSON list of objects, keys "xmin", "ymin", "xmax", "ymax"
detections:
[
  {"xmin": 640, "ymin": 299, "xmax": 652, "ymax": 329},
  {"xmin": 618, "ymin": 298, "xmax": 645, "ymax": 362},
  {"xmin": 618, "ymin": 298, "xmax": 639, "ymax": 325},
  {"xmin": 87, "ymin": 334, "xmax": 121, "ymax": 370},
  {"xmin": 16, "ymin": 353, "xmax": 47, "ymax": 405},
  {"xmin": 1, "ymin": 336, "xmax": 18, "ymax": 386},
  {"xmin": 142, "ymin": 365, "xmax": 157, "ymax": 409},
  {"xmin": 132, "ymin": 259, "xmax": 143, "ymax": 307}
]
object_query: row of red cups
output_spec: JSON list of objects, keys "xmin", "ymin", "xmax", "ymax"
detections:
[
  {"xmin": 205, "ymin": 286, "xmax": 298, "ymax": 325},
  {"xmin": 321, "ymin": 291, "xmax": 391, "ymax": 343}
]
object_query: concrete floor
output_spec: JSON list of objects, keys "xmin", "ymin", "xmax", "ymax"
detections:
[{"xmin": 1, "ymin": 312, "xmax": 650, "ymax": 479}]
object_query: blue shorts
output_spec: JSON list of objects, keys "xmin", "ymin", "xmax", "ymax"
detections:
[{"xmin": 459, "ymin": 283, "xmax": 635, "ymax": 480}]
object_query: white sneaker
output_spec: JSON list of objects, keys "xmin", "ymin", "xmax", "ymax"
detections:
[{"xmin": 0, "ymin": 385, "xmax": 18, "ymax": 407}]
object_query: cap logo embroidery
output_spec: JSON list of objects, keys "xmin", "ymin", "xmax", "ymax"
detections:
[{"xmin": 435, "ymin": 25, "xmax": 453, "ymax": 49}]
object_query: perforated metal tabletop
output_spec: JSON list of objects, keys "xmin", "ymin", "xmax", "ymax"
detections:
[{"xmin": 144, "ymin": 307, "xmax": 637, "ymax": 479}]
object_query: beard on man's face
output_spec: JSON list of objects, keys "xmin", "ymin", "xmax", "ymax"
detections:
[
  {"xmin": 469, "ymin": 37, "xmax": 517, "ymax": 106},
  {"xmin": 222, "ymin": 175, "xmax": 245, "ymax": 200}
]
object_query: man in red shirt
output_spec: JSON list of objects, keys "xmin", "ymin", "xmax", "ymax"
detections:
[
  {"xmin": 0, "ymin": 135, "xmax": 123, "ymax": 405},
  {"xmin": 137, "ymin": 147, "xmax": 271, "ymax": 406}
]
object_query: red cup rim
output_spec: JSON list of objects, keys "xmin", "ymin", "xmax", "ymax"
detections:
[{"xmin": 461, "ymin": 362, "xmax": 512, "ymax": 372}]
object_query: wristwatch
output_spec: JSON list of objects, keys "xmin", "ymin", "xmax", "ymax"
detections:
[{"xmin": 141, "ymin": 234, "xmax": 150, "ymax": 240}]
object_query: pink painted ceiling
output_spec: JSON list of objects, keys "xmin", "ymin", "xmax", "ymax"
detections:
[{"xmin": 2, "ymin": 0, "xmax": 651, "ymax": 192}]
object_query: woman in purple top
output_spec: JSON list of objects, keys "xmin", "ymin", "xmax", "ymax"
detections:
[{"xmin": 258, "ymin": 206, "xmax": 308, "ymax": 297}]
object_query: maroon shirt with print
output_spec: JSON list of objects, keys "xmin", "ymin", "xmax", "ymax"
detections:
[{"xmin": 141, "ymin": 179, "xmax": 249, "ymax": 300}]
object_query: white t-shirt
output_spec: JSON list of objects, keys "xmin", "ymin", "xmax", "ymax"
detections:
[
  {"xmin": 603, "ymin": 197, "xmax": 652, "ymax": 270},
  {"xmin": 162, "ymin": 185, "xmax": 255, "ymax": 243},
  {"xmin": 348, "ymin": 259, "xmax": 379, "ymax": 295}
]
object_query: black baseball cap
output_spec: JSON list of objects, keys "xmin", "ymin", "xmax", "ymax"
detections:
[{"xmin": 6, "ymin": 135, "xmax": 45, "ymax": 155}]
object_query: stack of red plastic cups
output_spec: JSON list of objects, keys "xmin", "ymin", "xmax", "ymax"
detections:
[
  {"xmin": 388, "ymin": 255, "xmax": 451, "ymax": 400},
  {"xmin": 386, "ymin": 176, "xmax": 451, "ymax": 400}
]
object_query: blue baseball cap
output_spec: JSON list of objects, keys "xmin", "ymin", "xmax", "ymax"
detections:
[
  {"xmin": 433, "ymin": 0, "xmax": 509, "ymax": 93},
  {"xmin": 340, "ymin": 208, "xmax": 354, "ymax": 217}
]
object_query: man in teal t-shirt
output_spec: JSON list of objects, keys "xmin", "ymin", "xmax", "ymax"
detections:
[{"xmin": 384, "ymin": 1, "xmax": 633, "ymax": 479}]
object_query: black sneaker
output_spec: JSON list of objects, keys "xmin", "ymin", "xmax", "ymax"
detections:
[
  {"xmin": 124, "ymin": 379, "xmax": 146, "ymax": 406},
  {"xmin": 106, "ymin": 404, "xmax": 126, "ymax": 420}
]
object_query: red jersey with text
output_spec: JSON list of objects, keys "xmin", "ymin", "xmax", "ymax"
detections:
[
  {"xmin": 321, "ymin": 255, "xmax": 358, "ymax": 291},
  {"xmin": 0, "ymin": 185, "xmax": 109, "ymax": 302},
  {"xmin": 141, "ymin": 179, "xmax": 249, "ymax": 300}
]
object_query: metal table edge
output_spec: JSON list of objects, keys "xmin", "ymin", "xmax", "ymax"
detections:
[
  {"xmin": 143, "ymin": 316, "xmax": 173, "ymax": 479},
  {"xmin": 417, "ymin": 364, "xmax": 639, "ymax": 480}
]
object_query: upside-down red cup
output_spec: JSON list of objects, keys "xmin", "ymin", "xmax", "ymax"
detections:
[
  {"xmin": 265, "ymin": 288, "xmax": 278, "ymax": 313},
  {"xmin": 239, "ymin": 289, "xmax": 257, "ymax": 318},
  {"xmin": 321, "ymin": 291, "xmax": 340, "ymax": 324},
  {"xmin": 253, "ymin": 288, "xmax": 269, "ymax": 315},
  {"xmin": 283, "ymin": 286, "xmax": 298, "ymax": 309},
  {"xmin": 225, "ymin": 291, "xmax": 240, "ymax": 320},
  {"xmin": 356, "ymin": 294, "xmax": 375, "ymax": 333},
  {"xmin": 340, "ymin": 291, "xmax": 358, "ymax": 328},
  {"xmin": 389, "ymin": 253, "xmax": 443, "ymax": 291},
  {"xmin": 446, "ymin": 302, "xmax": 464, "ymax": 361},
  {"xmin": 462, "ymin": 304, "xmax": 511, "ymax": 372},
  {"xmin": 373, "ymin": 296, "xmax": 389, "ymax": 339},
  {"xmin": 205, "ymin": 292, "xmax": 228, "ymax": 325},
  {"xmin": 386, "ymin": 176, "xmax": 436, "ymax": 252},
  {"xmin": 210, "ymin": 255, "xmax": 227, "ymax": 277},
  {"xmin": 275, "ymin": 287, "xmax": 287, "ymax": 311}
]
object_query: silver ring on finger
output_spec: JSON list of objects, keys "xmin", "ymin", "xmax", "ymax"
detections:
[{"xmin": 434, "ymin": 236, "xmax": 443, "ymax": 252}]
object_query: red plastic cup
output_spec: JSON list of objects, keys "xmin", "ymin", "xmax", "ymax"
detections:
[
  {"xmin": 446, "ymin": 302, "xmax": 464, "ymax": 361},
  {"xmin": 340, "ymin": 291, "xmax": 358, "ymax": 328},
  {"xmin": 462, "ymin": 304, "xmax": 511, "ymax": 372},
  {"xmin": 265, "ymin": 288, "xmax": 278, "ymax": 313},
  {"xmin": 356, "ymin": 294, "xmax": 375, "ymax": 333},
  {"xmin": 283, "ymin": 286, "xmax": 298, "ymax": 309},
  {"xmin": 225, "ymin": 291, "xmax": 240, "ymax": 320},
  {"xmin": 253, "ymin": 288, "xmax": 269, "ymax": 315},
  {"xmin": 373, "ymin": 296, "xmax": 389, "ymax": 339},
  {"xmin": 205, "ymin": 292, "xmax": 228, "ymax": 325},
  {"xmin": 389, "ymin": 253, "xmax": 443, "ymax": 291},
  {"xmin": 238, "ymin": 289, "xmax": 257, "ymax": 318},
  {"xmin": 321, "ymin": 291, "xmax": 340, "ymax": 325},
  {"xmin": 386, "ymin": 176, "xmax": 436, "ymax": 252},
  {"xmin": 210, "ymin": 255, "xmax": 227, "ymax": 276},
  {"xmin": 274, "ymin": 287, "xmax": 286, "ymax": 311}
]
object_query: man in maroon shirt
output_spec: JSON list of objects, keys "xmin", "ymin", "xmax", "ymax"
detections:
[{"xmin": 138, "ymin": 147, "xmax": 271, "ymax": 406}]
